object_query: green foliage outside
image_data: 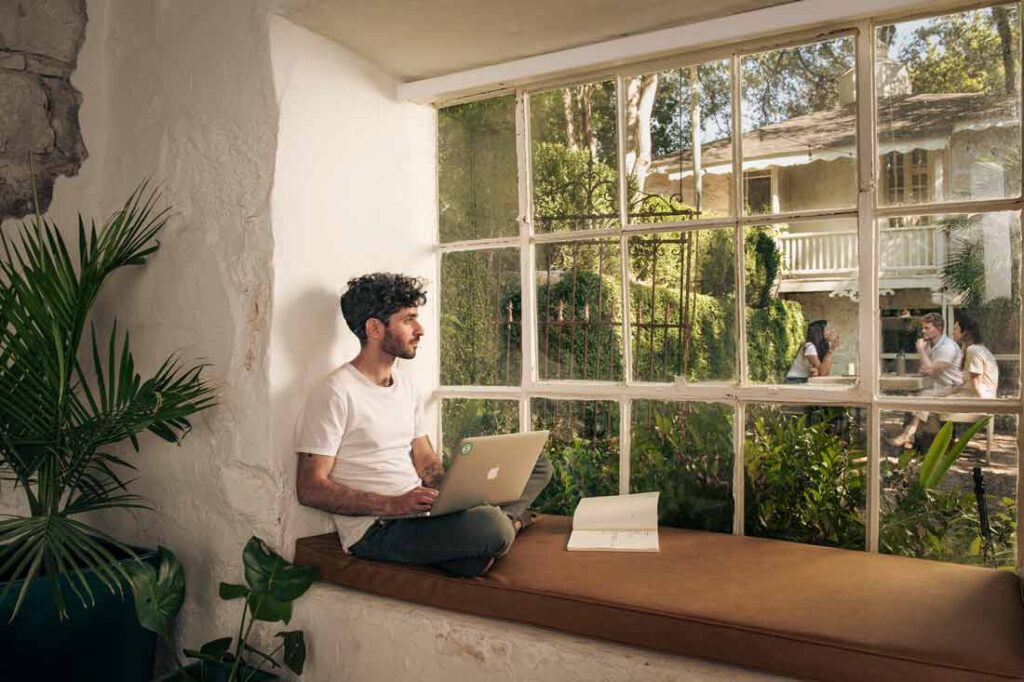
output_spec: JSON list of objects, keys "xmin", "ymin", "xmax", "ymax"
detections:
[
  {"xmin": 440, "ymin": 249, "xmax": 521, "ymax": 386},
  {"xmin": 438, "ymin": 95, "xmax": 519, "ymax": 242},
  {"xmin": 882, "ymin": 469, "xmax": 1016, "ymax": 569},
  {"xmin": 440, "ymin": 399, "xmax": 519, "ymax": 465},
  {"xmin": 741, "ymin": 37, "xmax": 855, "ymax": 128},
  {"xmin": 631, "ymin": 401, "xmax": 734, "ymax": 533},
  {"xmin": 896, "ymin": 5, "xmax": 1020, "ymax": 96},
  {"xmin": 531, "ymin": 400, "xmax": 620, "ymax": 515},
  {"xmin": 881, "ymin": 418, "xmax": 1016, "ymax": 569},
  {"xmin": 745, "ymin": 300, "xmax": 807, "ymax": 383},
  {"xmin": 649, "ymin": 61, "xmax": 733, "ymax": 158},
  {"xmin": 532, "ymin": 142, "xmax": 618, "ymax": 232},
  {"xmin": 745, "ymin": 406, "xmax": 867, "ymax": 549}
]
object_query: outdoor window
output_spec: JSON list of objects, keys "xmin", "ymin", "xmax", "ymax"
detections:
[
  {"xmin": 744, "ymin": 172, "xmax": 773, "ymax": 214},
  {"xmin": 625, "ymin": 60, "xmax": 734, "ymax": 224},
  {"xmin": 436, "ymin": 1, "xmax": 1024, "ymax": 570}
]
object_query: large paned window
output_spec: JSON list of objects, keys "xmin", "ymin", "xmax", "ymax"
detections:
[{"xmin": 436, "ymin": 2, "xmax": 1024, "ymax": 569}]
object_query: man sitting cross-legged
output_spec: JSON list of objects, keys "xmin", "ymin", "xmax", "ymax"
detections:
[{"xmin": 295, "ymin": 272, "xmax": 552, "ymax": 577}]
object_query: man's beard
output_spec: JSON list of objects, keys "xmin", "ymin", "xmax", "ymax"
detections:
[{"xmin": 382, "ymin": 332, "xmax": 417, "ymax": 360}]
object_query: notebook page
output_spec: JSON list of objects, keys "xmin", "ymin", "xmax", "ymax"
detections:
[{"xmin": 572, "ymin": 492, "xmax": 659, "ymax": 531}]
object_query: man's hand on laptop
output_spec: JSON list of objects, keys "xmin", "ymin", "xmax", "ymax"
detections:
[{"xmin": 386, "ymin": 486, "xmax": 438, "ymax": 515}]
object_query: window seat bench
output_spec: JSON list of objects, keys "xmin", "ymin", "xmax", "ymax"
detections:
[{"xmin": 293, "ymin": 515, "xmax": 1024, "ymax": 681}]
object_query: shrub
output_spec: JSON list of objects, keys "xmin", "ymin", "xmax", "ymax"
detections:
[
  {"xmin": 631, "ymin": 402, "xmax": 734, "ymax": 532},
  {"xmin": 745, "ymin": 406, "xmax": 867, "ymax": 549}
]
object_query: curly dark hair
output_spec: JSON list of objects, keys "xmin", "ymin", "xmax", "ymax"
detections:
[{"xmin": 340, "ymin": 272, "xmax": 427, "ymax": 343}]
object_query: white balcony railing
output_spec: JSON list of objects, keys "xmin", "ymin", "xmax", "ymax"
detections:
[{"xmin": 779, "ymin": 226, "xmax": 944, "ymax": 278}]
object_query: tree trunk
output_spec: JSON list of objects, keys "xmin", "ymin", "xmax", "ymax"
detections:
[
  {"xmin": 634, "ymin": 74, "xmax": 658, "ymax": 190},
  {"xmin": 580, "ymin": 84, "xmax": 598, "ymax": 158},
  {"xmin": 993, "ymin": 6, "xmax": 1017, "ymax": 95},
  {"xmin": 562, "ymin": 88, "xmax": 579, "ymax": 150},
  {"xmin": 690, "ymin": 67, "xmax": 702, "ymax": 214}
]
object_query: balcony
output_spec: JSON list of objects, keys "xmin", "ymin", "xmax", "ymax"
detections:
[{"xmin": 778, "ymin": 225, "xmax": 945, "ymax": 293}]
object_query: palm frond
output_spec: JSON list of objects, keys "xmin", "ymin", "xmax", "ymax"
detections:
[{"xmin": 0, "ymin": 182, "xmax": 217, "ymax": 620}]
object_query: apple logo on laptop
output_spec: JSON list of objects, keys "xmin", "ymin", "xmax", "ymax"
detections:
[{"xmin": 486, "ymin": 466, "xmax": 500, "ymax": 480}]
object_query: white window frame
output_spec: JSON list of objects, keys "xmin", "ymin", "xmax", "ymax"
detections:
[{"xmin": 434, "ymin": 1, "xmax": 1024, "ymax": 568}]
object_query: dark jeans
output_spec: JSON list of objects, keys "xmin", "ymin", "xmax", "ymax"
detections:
[{"xmin": 349, "ymin": 455, "xmax": 554, "ymax": 578}]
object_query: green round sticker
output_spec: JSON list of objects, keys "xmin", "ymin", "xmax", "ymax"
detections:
[{"xmin": 460, "ymin": 442, "xmax": 473, "ymax": 455}]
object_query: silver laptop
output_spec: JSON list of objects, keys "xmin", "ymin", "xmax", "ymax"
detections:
[{"xmin": 383, "ymin": 430, "xmax": 550, "ymax": 519}]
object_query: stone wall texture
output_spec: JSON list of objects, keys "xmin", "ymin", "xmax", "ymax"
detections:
[{"xmin": 0, "ymin": 0, "xmax": 88, "ymax": 220}]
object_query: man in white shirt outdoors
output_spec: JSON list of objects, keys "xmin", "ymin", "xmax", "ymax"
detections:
[
  {"xmin": 887, "ymin": 312, "xmax": 964, "ymax": 448},
  {"xmin": 295, "ymin": 273, "xmax": 552, "ymax": 577}
]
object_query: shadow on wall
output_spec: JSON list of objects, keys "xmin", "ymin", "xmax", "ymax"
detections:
[{"xmin": 277, "ymin": 286, "xmax": 353, "ymax": 551}]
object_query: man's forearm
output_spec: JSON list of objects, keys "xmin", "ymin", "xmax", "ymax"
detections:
[
  {"xmin": 420, "ymin": 458, "xmax": 445, "ymax": 489},
  {"xmin": 298, "ymin": 477, "xmax": 394, "ymax": 516}
]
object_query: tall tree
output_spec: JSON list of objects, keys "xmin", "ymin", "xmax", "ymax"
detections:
[
  {"xmin": 899, "ymin": 6, "xmax": 1020, "ymax": 95},
  {"xmin": 740, "ymin": 38, "xmax": 854, "ymax": 129}
]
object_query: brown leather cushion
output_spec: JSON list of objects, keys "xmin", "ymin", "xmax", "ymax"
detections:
[{"xmin": 294, "ymin": 515, "xmax": 1024, "ymax": 681}]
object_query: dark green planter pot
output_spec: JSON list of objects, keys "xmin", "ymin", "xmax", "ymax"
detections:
[
  {"xmin": 158, "ymin": 661, "xmax": 277, "ymax": 682},
  {"xmin": 0, "ymin": 548, "xmax": 159, "ymax": 682}
]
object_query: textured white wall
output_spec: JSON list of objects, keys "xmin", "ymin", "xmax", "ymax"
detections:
[
  {"xmin": 6, "ymin": 0, "xmax": 285, "ymax": 660},
  {"xmin": 267, "ymin": 16, "xmax": 439, "ymax": 554},
  {"xmin": 292, "ymin": 585, "xmax": 784, "ymax": 681}
]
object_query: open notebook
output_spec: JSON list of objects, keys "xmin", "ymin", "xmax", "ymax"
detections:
[{"xmin": 566, "ymin": 491, "xmax": 660, "ymax": 552}]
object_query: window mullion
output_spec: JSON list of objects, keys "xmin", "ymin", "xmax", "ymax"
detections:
[
  {"xmin": 616, "ymin": 76, "xmax": 634, "ymax": 388},
  {"xmin": 619, "ymin": 397, "xmax": 631, "ymax": 495},
  {"xmin": 731, "ymin": 53, "xmax": 746, "ymax": 537},
  {"xmin": 517, "ymin": 90, "xmax": 538, "ymax": 394},
  {"xmin": 731, "ymin": 54, "xmax": 746, "ymax": 389},
  {"xmin": 1017, "ymin": 0, "xmax": 1024, "ymax": 577},
  {"xmin": 733, "ymin": 401, "xmax": 745, "ymax": 536},
  {"xmin": 616, "ymin": 75, "xmax": 634, "ymax": 494},
  {"xmin": 856, "ymin": 19, "xmax": 880, "ymax": 553}
]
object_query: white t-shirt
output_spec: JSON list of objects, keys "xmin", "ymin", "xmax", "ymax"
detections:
[
  {"xmin": 925, "ymin": 335, "xmax": 963, "ymax": 390},
  {"xmin": 785, "ymin": 342, "xmax": 819, "ymax": 379},
  {"xmin": 295, "ymin": 363, "xmax": 427, "ymax": 551},
  {"xmin": 963, "ymin": 344, "xmax": 999, "ymax": 398}
]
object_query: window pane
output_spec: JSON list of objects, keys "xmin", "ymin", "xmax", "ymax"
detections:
[
  {"xmin": 741, "ymin": 37, "xmax": 857, "ymax": 215},
  {"xmin": 440, "ymin": 249, "xmax": 521, "ymax": 385},
  {"xmin": 531, "ymin": 399, "xmax": 620, "ymax": 515},
  {"xmin": 438, "ymin": 96, "xmax": 519, "ymax": 242},
  {"xmin": 631, "ymin": 400, "xmax": 734, "ymax": 532},
  {"xmin": 629, "ymin": 228, "xmax": 736, "ymax": 382},
  {"xmin": 881, "ymin": 411, "xmax": 1017, "ymax": 569},
  {"xmin": 626, "ymin": 60, "xmax": 733, "ymax": 224},
  {"xmin": 530, "ymin": 80, "xmax": 619, "ymax": 232},
  {"xmin": 746, "ymin": 221, "xmax": 859, "ymax": 384},
  {"xmin": 441, "ymin": 399, "xmax": 520, "ymax": 464},
  {"xmin": 877, "ymin": 5, "xmax": 1021, "ymax": 206},
  {"xmin": 878, "ymin": 211, "xmax": 1021, "ymax": 398},
  {"xmin": 745, "ymin": 404, "xmax": 867, "ymax": 549},
  {"xmin": 536, "ymin": 239, "xmax": 622, "ymax": 380}
]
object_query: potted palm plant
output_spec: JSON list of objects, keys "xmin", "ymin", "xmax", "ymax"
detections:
[{"xmin": 0, "ymin": 183, "xmax": 216, "ymax": 681}]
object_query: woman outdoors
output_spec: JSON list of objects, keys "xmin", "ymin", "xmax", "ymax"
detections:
[
  {"xmin": 951, "ymin": 313, "xmax": 999, "ymax": 399},
  {"xmin": 784, "ymin": 319, "xmax": 840, "ymax": 384}
]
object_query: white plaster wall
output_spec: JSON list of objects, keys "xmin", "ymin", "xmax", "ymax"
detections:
[
  {"xmin": 267, "ymin": 17, "xmax": 438, "ymax": 551},
  {"xmin": 1, "ymin": 0, "xmax": 284, "ymax": 661},
  {"xmin": 292, "ymin": 584, "xmax": 787, "ymax": 682}
]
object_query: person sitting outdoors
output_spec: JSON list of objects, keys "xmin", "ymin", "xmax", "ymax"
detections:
[
  {"xmin": 784, "ymin": 319, "xmax": 840, "ymax": 384},
  {"xmin": 951, "ymin": 313, "xmax": 999, "ymax": 399},
  {"xmin": 887, "ymin": 312, "xmax": 963, "ymax": 448},
  {"xmin": 294, "ymin": 273, "xmax": 552, "ymax": 577}
]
